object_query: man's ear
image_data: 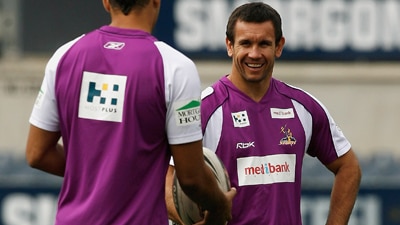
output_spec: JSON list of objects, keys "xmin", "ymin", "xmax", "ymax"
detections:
[
  {"xmin": 152, "ymin": 0, "xmax": 161, "ymax": 8},
  {"xmin": 226, "ymin": 37, "xmax": 233, "ymax": 57},
  {"xmin": 103, "ymin": 0, "xmax": 111, "ymax": 13},
  {"xmin": 275, "ymin": 37, "xmax": 285, "ymax": 58}
]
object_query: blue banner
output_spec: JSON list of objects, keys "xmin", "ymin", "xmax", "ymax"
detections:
[
  {"xmin": 152, "ymin": 0, "xmax": 400, "ymax": 61},
  {"xmin": 0, "ymin": 186, "xmax": 399, "ymax": 225},
  {"xmin": 17, "ymin": 0, "xmax": 400, "ymax": 61},
  {"xmin": 301, "ymin": 188, "xmax": 400, "ymax": 225}
]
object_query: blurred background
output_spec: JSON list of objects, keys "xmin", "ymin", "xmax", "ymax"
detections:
[{"xmin": 0, "ymin": 0, "xmax": 399, "ymax": 224}]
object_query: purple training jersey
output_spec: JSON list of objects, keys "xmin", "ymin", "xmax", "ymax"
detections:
[
  {"xmin": 30, "ymin": 26, "xmax": 202, "ymax": 224},
  {"xmin": 201, "ymin": 76, "xmax": 351, "ymax": 225}
]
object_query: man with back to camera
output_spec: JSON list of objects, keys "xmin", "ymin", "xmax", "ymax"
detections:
[
  {"xmin": 167, "ymin": 2, "xmax": 361, "ymax": 225},
  {"xmin": 25, "ymin": 0, "xmax": 235, "ymax": 224}
]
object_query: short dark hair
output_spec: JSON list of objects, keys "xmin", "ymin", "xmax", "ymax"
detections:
[
  {"xmin": 109, "ymin": 0, "xmax": 150, "ymax": 15},
  {"xmin": 226, "ymin": 2, "xmax": 283, "ymax": 45}
]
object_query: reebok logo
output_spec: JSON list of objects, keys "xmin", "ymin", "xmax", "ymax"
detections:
[
  {"xmin": 237, "ymin": 154, "xmax": 296, "ymax": 186},
  {"xmin": 236, "ymin": 142, "xmax": 255, "ymax": 149},
  {"xmin": 104, "ymin": 42, "xmax": 125, "ymax": 50}
]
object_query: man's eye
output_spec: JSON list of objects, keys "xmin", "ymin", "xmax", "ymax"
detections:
[{"xmin": 260, "ymin": 41, "xmax": 272, "ymax": 47}]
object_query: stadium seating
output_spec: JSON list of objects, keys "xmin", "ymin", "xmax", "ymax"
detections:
[{"xmin": 1, "ymin": 150, "xmax": 399, "ymax": 188}]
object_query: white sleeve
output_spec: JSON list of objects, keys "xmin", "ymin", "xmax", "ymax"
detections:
[
  {"xmin": 203, "ymin": 106, "xmax": 223, "ymax": 152},
  {"xmin": 154, "ymin": 41, "xmax": 202, "ymax": 145},
  {"xmin": 29, "ymin": 36, "xmax": 83, "ymax": 131}
]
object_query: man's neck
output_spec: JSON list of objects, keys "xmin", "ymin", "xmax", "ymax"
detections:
[{"xmin": 108, "ymin": 8, "xmax": 155, "ymax": 33}]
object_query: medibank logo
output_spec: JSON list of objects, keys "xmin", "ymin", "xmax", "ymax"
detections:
[
  {"xmin": 244, "ymin": 162, "xmax": 290, "ymax": 175},
  {"xmin": 237, "ymin": 154, "xmax": 296, "ymax": 186}
]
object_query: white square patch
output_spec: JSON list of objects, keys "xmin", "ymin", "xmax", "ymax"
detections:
[
  {"xmin": 231, "ymin": 110, "xmax": 250, "ymax": 127},
  {"xmin": 78, "ymin": 71, "xmax": 127, "ymax": 122}
]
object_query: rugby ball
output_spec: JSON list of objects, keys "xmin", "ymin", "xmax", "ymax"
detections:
[{"xmin": 172, "ymin": 147, "xmax": 231, "ymax": 225}]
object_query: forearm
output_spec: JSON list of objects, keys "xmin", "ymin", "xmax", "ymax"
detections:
[
  {"xmin": 178, "ymin": 162, "xmax": 227, "ymax": 209},
  {"xmin": 26, "ymin": 143, "xmax": 65, "ymax": 177},
  {"xmin": 171, "ymin": 141, "xmax": 233, "ymax": 224},
  {"xmin": 166, "ymin": 164, "xmax": 231, "ymax": 225},
  {"xmin": 26, "ymin": 125, "xmax": 65, "ymax": 176},
  {"xmin": 326, "ymin": 162, "xmax": 361, "ymax": 224},
  {"xmin": 179, "ymin": 165, "xmax": 230, "ymax": 224},
  {"xmin": 165, "ymin": 166, "xmax": 186, "ymax": 225}
]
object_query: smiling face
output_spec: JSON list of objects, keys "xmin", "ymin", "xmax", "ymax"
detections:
[{"xmin": 226, "ymin": 20, "xmax": 285, "ymax": 86}]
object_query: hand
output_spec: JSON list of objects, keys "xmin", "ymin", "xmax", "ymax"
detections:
[{"xmin": 202, "ymin": 187, "xmax": 236, "ymax": 225}]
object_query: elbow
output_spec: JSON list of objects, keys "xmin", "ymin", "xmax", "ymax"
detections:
[
  {"xmin": 26, "ymin": 156, "xmax": 40, "ymax": 169},
  {"xmin": 25, "ymin": 149, "xmax": 43, "ymax": 169},
  {"xmin": 349, "ymin": 156, "xmax": 362, "ymax": 186},
  {"xmin": 339, "ymin": 159, "xmax": 362, "ymax": 188},
  {"xmin": 355, "ymin": 163, "xmax": 362, "ymax": 186}
]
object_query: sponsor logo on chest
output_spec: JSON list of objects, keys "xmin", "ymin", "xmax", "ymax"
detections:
[
  {"xmin": 237, "ymin": 154, "xmax": 296, "ymax": 186},
  {"xmin": 231, "ymin": 110, "xmax": 250, "ymax": 127},
  {"xmin": 231, "ymin": 107, "xmax": 295, "ymax": 129},
  {"xmin": 270, "ymin": 108, "xmax": 295, "ymax": 119}
]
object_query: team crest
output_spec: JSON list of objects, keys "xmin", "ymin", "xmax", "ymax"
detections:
[{"xmin": 279, "ymin": 124, "xmax": 297, "ymax": 146}]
